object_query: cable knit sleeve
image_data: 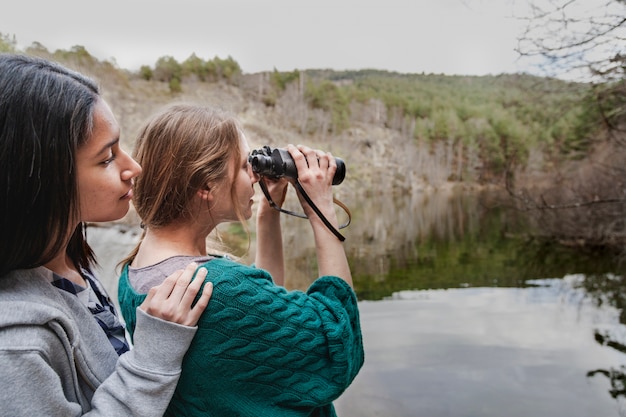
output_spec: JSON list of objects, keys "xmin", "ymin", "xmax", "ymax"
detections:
[{"xmin": 306, "ymin": 276, "xmax": 364, "ymax": 391}]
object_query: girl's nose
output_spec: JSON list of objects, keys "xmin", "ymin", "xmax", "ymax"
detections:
[{"xmin": 121, "ymin": 151, "xmax": 142, "ymax": 181}]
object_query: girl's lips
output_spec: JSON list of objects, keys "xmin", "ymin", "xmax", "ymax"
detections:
[
  {"xmin": 120, "ymin": 189, "xmax": 133, "ymax": 200},
  {"xmin": 121, "ymin": 179, "xmax": 135, "ymax": 200}
]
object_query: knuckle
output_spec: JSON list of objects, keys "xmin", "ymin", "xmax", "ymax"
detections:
[
  {"xmin": 147, "ymin": 286, "xmax": 160, "ymax": 298},
  {"xmin": 159, "ymin": 307, "xmax": 177, "ymax": 321}
]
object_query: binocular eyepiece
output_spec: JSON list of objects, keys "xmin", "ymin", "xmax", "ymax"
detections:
[{"xmin": 249, "ymin": 146, "xmax": 345, "ymax": 185}]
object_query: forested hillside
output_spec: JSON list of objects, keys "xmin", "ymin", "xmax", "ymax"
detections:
[
  {"xmin": 0, "ymin": 36, "xmax": 599, "ymax": 188},
  {"xmin": 3, "ymin": 35, "xmax": 625, "ymax": 250}
]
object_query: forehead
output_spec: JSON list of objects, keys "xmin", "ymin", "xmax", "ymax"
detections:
[
  {"xmin": 238, "ymin": 133, "xmax": 250, "ymax": 155},
  {"xmin": 92, "ymin": 99, "xmax": 118, "ymax": 136},
  {"xmin": 78, "ymin": 99, "xmax": 119, "ymax": 156}
]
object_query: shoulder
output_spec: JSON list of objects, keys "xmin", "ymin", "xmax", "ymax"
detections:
[
  {"xmin": 0, "ymin": 270, "xmax": 119, "ymax": 377},
  {"xmin": 0, "ymin": 313, "xmax": 69, "ymax": 358},
  {"xmin": 202, "ymin": 257, "xmax": 273, "ymax": 283},
  {"xmin": 0, "ymin": 268, "xmax": 70, "ymax": 325}
]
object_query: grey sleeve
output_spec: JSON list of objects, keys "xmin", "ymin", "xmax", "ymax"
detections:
[
  {"xmin": 0, "ymin": 349, "xmax": 84, "ymax": 416},
  {"xmin": 0, "ymin": 309, "xmax": 197, "ymax": 417},
  {"xmin": 88, "ymin": 309, "xmax": 198, "ymax": 416}
]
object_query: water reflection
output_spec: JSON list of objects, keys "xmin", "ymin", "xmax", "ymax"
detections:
[
  {"xmin": 250, "ymin": 186, "xmax": 501, "ymax": 293},
  {"xmin": 583, "ymin": 273, "xmax": 626, "ymax": 404},
  {"xmin": 341, "ymin": 188, "xmax": 622, "ymax": 300},
  {"xmin": 335, "ymin": 278, "xmax": 626, "ymax": 417}
]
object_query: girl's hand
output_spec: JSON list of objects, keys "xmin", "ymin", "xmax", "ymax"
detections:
[
  {"xmin": 139, "ymin": 262, "xmax": 212, "ymax": 327},
  {"xmin": 257, "ymin": 176, "xmax": 289, "ymax": 213},
  {"xmin": 287, "ymin": 144, "xmax": 337, "ymax": 222}
]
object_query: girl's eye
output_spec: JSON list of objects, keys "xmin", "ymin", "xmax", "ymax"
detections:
[{"xmin": 102, "ymin": 152, "xmax": 116, "ymax": 165}]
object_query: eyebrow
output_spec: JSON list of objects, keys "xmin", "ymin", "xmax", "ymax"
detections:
[{"xmin": 95, "ymin": 137, "xmax": 120, "ymax": 157}]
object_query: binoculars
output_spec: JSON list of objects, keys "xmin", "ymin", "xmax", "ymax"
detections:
[{"xmin": 248, "ymin": 146, "xmax": 345, "ymax": 185}]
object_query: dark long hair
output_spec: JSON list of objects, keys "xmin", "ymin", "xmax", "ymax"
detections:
[{"xmin": 0, "ymin": 54, "xmax": 100, "ymax": 277}]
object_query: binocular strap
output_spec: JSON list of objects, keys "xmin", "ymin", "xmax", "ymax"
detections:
[{"xmin": 258, "ymin": 178, "xmax": 351, "ymax": 241}]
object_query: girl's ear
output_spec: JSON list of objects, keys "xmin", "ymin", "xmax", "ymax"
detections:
[{"xmin": 197, "ymin": 185, "xmax": 214, "ymax": 201}]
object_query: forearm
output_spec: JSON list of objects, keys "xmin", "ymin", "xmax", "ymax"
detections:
[
  {"xmin": 90, "ymin": 309, "xmax": 197, "ymax": 416},
  {"xmin": 285, "ymin": 143, "xmax": 352, "ymax": 287},
  {"xmin": 254, "ymin": 203, "xmax": 285, "ymax": 286},
  {"xmin": 0, "ymin": 309, "xmax": 196, "ymax": 417},
  {"xmin": 310, "ymin": 212, "xmax": 352, "ymax": 287}
]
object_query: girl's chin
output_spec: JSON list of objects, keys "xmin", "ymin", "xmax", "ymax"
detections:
[{"xmin": 84, "ymin": 206, "xmax": 130, "ymax": 223}]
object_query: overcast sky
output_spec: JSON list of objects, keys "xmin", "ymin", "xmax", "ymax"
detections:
[{"xmin": 1, "ymin": 0, "xmax": 551, "ymax": 77}]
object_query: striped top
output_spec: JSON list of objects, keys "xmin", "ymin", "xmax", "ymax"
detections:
[{"xmin": 52, "ymin": 268, "xmax": 129, "ymax": 355}]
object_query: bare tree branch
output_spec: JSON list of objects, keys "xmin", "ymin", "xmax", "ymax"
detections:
[{"xmin": 516, "ymin": 0, "xmax": 626, "ymax": 81}]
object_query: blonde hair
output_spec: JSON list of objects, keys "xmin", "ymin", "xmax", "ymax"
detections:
[{"xmin": 122, "ymin": 104, "xmax": 247, "ymax": 265}]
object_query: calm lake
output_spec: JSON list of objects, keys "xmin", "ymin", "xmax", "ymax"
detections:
[{"xmin": 88, "ymin": 187, "xmax": 626, "ymax": 417}]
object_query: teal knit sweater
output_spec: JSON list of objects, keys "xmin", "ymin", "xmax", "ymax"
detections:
[{"xmin": 118, "ymin": 257, "xmax": 364, "ymax": 417}]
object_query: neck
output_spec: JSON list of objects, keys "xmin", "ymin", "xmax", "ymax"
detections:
[
  {"xmin": 44, "ymin": 252, "xmax": 86, "ymax": 286},
  {"xmin": 132, "ymin": 222, "xmax": 213, "ymax": 268}
]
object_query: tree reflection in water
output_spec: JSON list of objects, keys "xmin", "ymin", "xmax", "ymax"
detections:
[
  {"xmin": 583, "ymin": 273, "xmax": 626, "ymax": 402},
  {"xmin": 337, "ymin": 188, "xmax": 626, "ymax": 411},
  {"xmin": 340, "ymin": 188, "xmax": 623, "ymax": 300}
]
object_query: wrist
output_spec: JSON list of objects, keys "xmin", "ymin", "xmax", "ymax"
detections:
[{"xmin": 257, "ymin": 201, "xmax": 282, "ymax": 219}]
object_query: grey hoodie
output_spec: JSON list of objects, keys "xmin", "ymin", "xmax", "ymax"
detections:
[{"xmin": 0, "ymin": 266, "xmax": 197, "ymax": 416}]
